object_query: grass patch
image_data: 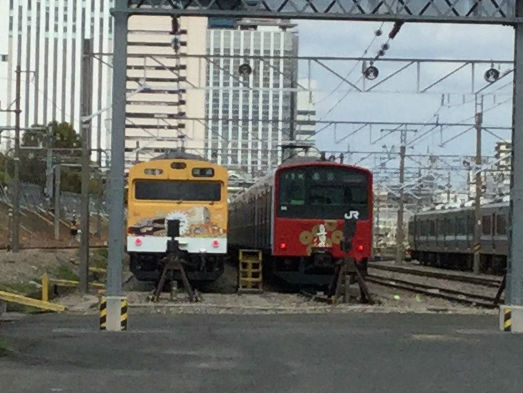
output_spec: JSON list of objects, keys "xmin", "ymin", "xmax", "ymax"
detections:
[
  {"xmin": 0, "ymin": 282, "xmax": 36, "ymax": 295},
  {"xmin": 53, "ymin": 265, "xmax": 79, "ymax": 281},
  {"xmin": 0, "ymin": 282, "xmax": 44, "ymax": 314},
  {"xmin": 90, "ymin": 248, "xmax": 108, "ymax": 269}
]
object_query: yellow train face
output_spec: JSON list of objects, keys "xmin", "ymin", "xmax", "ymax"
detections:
[{"xmin": 126, "ymin": 159, "xmax": 228, "ymax": 255}]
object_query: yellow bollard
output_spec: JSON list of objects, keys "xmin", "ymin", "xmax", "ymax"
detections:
[{"xmin": 41, "ymin": 273, "xmax": 49, "ymax": 302}]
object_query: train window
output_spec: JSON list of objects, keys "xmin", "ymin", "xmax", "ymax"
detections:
[
  {"xmin": 279, "ymin": 170, "xmax": 306, "ymax": 206},
  {"xmin": 171, "ymin": 162, "xmax": 187, "ymax": 169},
  {"xmin": 467, "ymin": 215, "xmax": 474, "ymax": 234},
  {"xmin": 457, "ymin": 217, "xmax": 466, "ymax": 235},
  {"xmin": 482, "ymin": 215, "xmax": 492, "ymax": 235},
  {"xmin": 444, "ymin": 218, "xmax": 450, "ymax": 235},
  {"xmin": 429, "ymin": 221, "xmax": 435, "ymax": 236},
  {"xmin": 134, "ymin": 180, "xmax": 221, "ymax": 201},
  {"xmin": 408, "ymin": 222, "xmax": 414, "ymax": 236},
  {"xmin": 423, "ymin": 221, "xmax": 429, "ymax": 236},
  {"xmin": 278, "ymin": 167, "xmax": 368, "ymax": 219},
  {"xmin": 496, "ymin": 215, "xmax": 507, "ymax": 235},
  {"xmin": 192, "ymin": 168, "xmax": 215, "ymax": 177}
]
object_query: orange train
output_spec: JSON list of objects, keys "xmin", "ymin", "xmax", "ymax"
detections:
[{"xmin": 126, "ymin": 153, "xmax": 228, "ymax": 282}]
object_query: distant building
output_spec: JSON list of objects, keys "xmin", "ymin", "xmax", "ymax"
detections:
[
  {"xmin": 0, "ymin": 0, "xmax": 114, "ymax": 159},
  {"xmin": 295, "ymin": 78, "xmax": 317, "ymax": 151},
  {"xmin": 125, "ymin": 16, "xmax": 207, "ymax": 166},
  {"xmin": 495, "ymin": 141, "xmax": 512, "ymax": 171},
  {"xmin": 205, "ymin": 19, "xmax": 298, "ymax": 178}
]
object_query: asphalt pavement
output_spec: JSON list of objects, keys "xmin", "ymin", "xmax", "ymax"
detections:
[{"xmin": 0, "ymin": 312, "xmax": 521, "ymax": 393}]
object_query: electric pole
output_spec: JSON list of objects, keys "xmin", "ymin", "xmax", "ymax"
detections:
[
  {"xmin": 473, "ymin": 95, "xmax": 483, "ymax": 274},
  {"xmin": 54, "ymin": 164, "xmax": 61, "ymax": 241},
  {"xmin": 79, "ymin": 39, "xmax": 93, "ymax": 294},
  {"xmin": 12, "ymin": 65, "xmax": 21, "ymax": 252},
  {"xmin": 396, "ymin": 141, "xmax": 406, "ymax": 264},
  {"xmin": 379, "ymin": 127, "xmax": 417, "ymax": 264},
  {"xmin": 447, "ymin": 172, "xmax": 451, "ymax": 203}
]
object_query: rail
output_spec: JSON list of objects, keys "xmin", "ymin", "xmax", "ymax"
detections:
[{"xmin": 369, "ymin": 263, "xmax": 502, "ymax": 287}]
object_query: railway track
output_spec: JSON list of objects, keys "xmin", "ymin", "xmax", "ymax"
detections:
[
  {"xmin": 366, "ymin": 273, "xmax": 501, "ymax": 308},
  {"xmin": 0, "ymin": 245, "xmax": 107, "ymax": 251},
  {"xmin": 369, "ymin": 263, "xmax": 502, "ymax": 287}
]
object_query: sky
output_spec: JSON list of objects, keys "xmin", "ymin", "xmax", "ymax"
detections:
[{"xmin": 294, "ymin": 21, "xmax": 514, "ymax": 188}]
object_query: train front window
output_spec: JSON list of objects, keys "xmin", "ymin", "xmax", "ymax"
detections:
[
  {"xmin": 278, "ymin": 167, "xmax": 369, "ymax": 219},
  {"xmin": 134, "ymin": 180, "xmax": 221, "ymax": 201}
]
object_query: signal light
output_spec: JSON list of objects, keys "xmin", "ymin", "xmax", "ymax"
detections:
[
  {"xmin": 212, "ymin": 240, "xmax": 220, "ymax": 248},
  {"xmin": 135, "ymin": 238, "xmax": 142, "ymax": 247},
  {"xmin": 356, "ymin": 244, "xmax": 364, "ymax": 252},
  {"xmin": 279, "ymin": 242, "xmax": 287, "ymax": 250}
]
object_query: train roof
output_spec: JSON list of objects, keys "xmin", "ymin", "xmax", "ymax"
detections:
[
  {"xmin": 412, "ymin": 201, "xmax": 509, "ymax": 218},
  {"xmin": 278, "ymin": 158, "xmax": 372, "ymax": 175},
  {"xmin": 150, "ymin": 150, "xmax": 206, "ymax": 161}
]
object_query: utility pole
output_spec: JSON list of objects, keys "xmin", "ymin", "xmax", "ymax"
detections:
[
  {"xmin": 375, "ymin": 191, "xmax": 381, "ymax": 259},
  {"xmin": 380, "ymin": 127, "xmax": 417, "ymax": 264},
  {"xmin": 447, "ymin": 172, "xmax": 451, "ymax": 203},
  {"xmin": 503, "ymin": 3, "xmax": 523, "ymax": 331},
  {"xmin": 54, "ymin": 164, "xmax": 61, "ymax": 240},
  {"xmin": 12, "ymin": 65, "xmax": 21, "ymax": 252},
  {"xmin": 45, "ymin": 125, "xmax": 54, "ymax": 210},
  {"xmin": 105, "ymin": 0, "xmax": 128, "ymax": 331},
  {"xmin": 473, "ymin": 95, "xmax": 483, "ymax": 274},
  {"xmin": 79, "ymin": 39, "xmax": 93, "ymax": 294},
  {"xmin": 396, "ymin": 140, "xmax": 406, "ymax": 264}
]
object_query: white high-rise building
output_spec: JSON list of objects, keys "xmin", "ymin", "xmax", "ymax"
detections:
[
  {"xmin": 0, "ymin": 0, "xmax": 113, "ymax": 159},
  {"xmin": 205, "ymin": 19, "xmax": 298, "ymax": 178},
  {"xmin": 125, "ymin": 15, "xmax": 207, "ymax": 166},
  {"xmin": 296, "ymin": 78, "xmax": 316, "ymax": 149}
]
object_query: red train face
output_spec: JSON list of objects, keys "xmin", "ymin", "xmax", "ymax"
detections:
[{"xmin": 273, "ymin": 164, "xmax": 372, "ymax": 261}]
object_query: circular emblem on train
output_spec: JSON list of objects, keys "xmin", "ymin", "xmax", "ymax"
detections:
[
  {"xmin": 299, "ymin": 231, "xmax": 313, "ymax": 245},
  {"xmin": 299, "ymin": 221, "xmax": 340, "ymax": 255},
  {"xmin": 324, "ymin": 220, "xmax": 338, "ymax": 232},
  {"xmin": 331, "ymin": 230, "xmax": 343, "ymax": 245},
  {"xmin": 165, "ymin": 211, "xmax": 189, "ymax": 236}
]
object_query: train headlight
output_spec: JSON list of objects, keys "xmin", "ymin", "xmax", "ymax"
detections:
[
  {"xmin": 135, "ymin": 238, "xmax": 143, "ymax": 247},
  {"xmin": 356, "ymin": 244, "xmax": 364, "ymax": 252},
  {"xmin": 279, "ymin": 242, "xmax": 287, "ymax": 250},
  {"xmin": 212, "ymin": 240, "xmax": 220, "ymax": 248}
]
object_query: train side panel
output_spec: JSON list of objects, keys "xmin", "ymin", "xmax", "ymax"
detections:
[{"xmin": 408, "ymin": 203, "xmax": 508, "ymax": 273}]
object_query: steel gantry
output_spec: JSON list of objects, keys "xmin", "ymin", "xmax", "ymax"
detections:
[{"xmin": 106, "ymin": 0, "xmax": 522, "ymax": 331}]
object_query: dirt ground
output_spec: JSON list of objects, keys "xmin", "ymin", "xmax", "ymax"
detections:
[
  {"xmin": 0, "ymin": 249, "xmax": 78, "ymax": 286},
  {"xmin": 0, "ymin": 250, "xmax": 497, "ymax": 316}
]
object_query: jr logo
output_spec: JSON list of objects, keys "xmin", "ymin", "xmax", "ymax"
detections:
[{"xmin": 344, "ymin": 211, "xmax": 360, "ymax": 220}]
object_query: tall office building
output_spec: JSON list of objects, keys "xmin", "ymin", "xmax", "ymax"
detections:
[
  {"xmin": 0, "ymin": 0, "xmax": 114, "ymax": 159},
  {"xmin": 125, "ymin": 15, "xmax": 207, "ymax": 166},
  {"xmin": 295, "ymin": 78, "xmax": 316, "ymax": 149},
  {"xmin": 205, "ymin": 19, "xmax": 298, "ymax": 178}
]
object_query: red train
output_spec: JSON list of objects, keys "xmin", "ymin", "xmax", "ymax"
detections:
[{"xmin": 229, "ymin": 159, "xmax": 373, "ymax": 286}]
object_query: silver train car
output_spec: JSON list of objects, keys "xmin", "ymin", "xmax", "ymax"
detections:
[{"xmin": 407, "ymin": 202, "xmax": 508, "ymax": 274}]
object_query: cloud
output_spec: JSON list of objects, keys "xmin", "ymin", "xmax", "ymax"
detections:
[{"xmin": 294, "ymin": 20, "xmax": 514, "ymax": 164}]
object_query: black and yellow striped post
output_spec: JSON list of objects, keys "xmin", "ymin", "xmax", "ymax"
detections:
[
  {"xmin": 99, "ymin": 297, "xmax": 107, "ymax": 330},
  {"xmin": 503, "ymin": 308, "xmax": 512, "ymax": 332},
  {"xmin": 100, "ymin": 296, "xmax": 128, "ymax": 331},
  {"xmin": 120, "ymin": 298, "xmax": 128, "ymax": 331}
]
